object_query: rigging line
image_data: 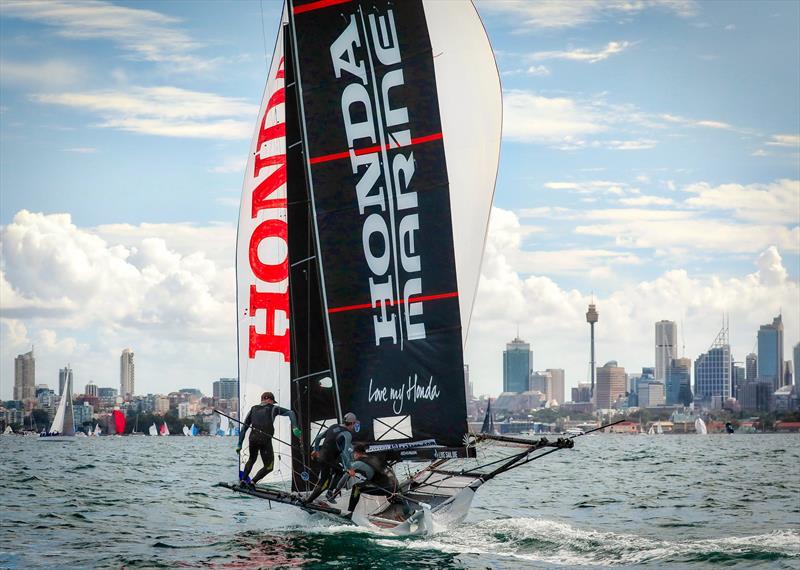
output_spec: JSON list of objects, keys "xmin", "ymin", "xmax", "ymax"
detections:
[{"xmin": 259, "ymin": 0, "xmax": 269, "ymax": 69}]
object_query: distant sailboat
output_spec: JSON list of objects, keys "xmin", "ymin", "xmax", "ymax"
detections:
[
  {"xmin": 160, "ymin": 422, "xmax": 170, "ymax": 436},
  {"xmin": 2, "ymin": 426, "xmax": 12, "ymax": 435},
  {"xmin": 40, "ymin": 369, "xmax": 76, "ymax": 440},
  {"xmin": 190, "ymin": 424, "xmax": 199, "ymax": 437},
  {"xmin": 656, "ymin": 423, "xmax": 664, "ymax": 435},
  {"xmin": 217, "ymin": 415, "xmax": 230, "ymax": 437},
  {"xmin": 91, "ymin": 424, "xmax": 101, "ymax": 436},
  {"xmin": 182, "ymin": 425, "xmax": 191, "ymax": 437},
  {"xmin": 648, "ymin": 425, "xmax": 655, "ymax": 435},
  {"xmin": 148, "ymin": 423, "xmax": 158, "ymax": 436},
  {"xmin": 480, "ymin": 399, "xmax": 495, "ymax": 435},
  {"xmin": 695, "ymin": 418, "xmax": 708, "ymax": 435}
]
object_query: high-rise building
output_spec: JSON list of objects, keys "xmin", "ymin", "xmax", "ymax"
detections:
[
  {"xmin": 59, "ymin": 366, "xmax": 73, "ymax": 396},
  {"xmin": 783, "ymin": 361, "xmax": 793, "ymax": 387},
  {"xmin": 596, "ymin": 361, "xmax": 626, "ymax": 410},
  {"xmin": 14, "ymin": 348, "xmax": 36, "ymax": 401},
  {"xmin": 666, "ymin": 357, "xmax": 691, "ymax": 406},
  {"xmin": 120, "ymin": 348, "xmax": 135, "ymax": 399},
  {"xmin": 572, "ymin": 383, "xmax": 592, "ymax": 403},
  {"xmin": 757, "ymin": 315, "xmax": 783, "ymax": 390},
  {"xmin": 745, "ymin": 353, "xmax": 758, "ymax": 381},
  {"xmin": 655, "ymin": 320, "xmax": 678, "ymax": 382},
  {"xmin": 529, "ymin": 371, "xmax": 549, "ymax": 394},
  {"xmin": 638, "ymin": 381, "xmax": 665, "ymax": 408},
  {"xmin": 85, "ymin": 382, "xmax": 98, "ymax": 398},
  {"xmin": 213, "ymin": 378, "xmax": 238, "ymax": 400},
  {"xmin": 695, "ymin": 325, "xmax": 732, "ymax": 403},
  {"xmin": 546, "ymin": 368, "xmax": 565, "ymax": 404},
  {"xmin": 463, "ymin": 365, "xmax": 473, "ymax": 401},
  {"xmin": 740, "ymin": 381, "xmax": 773, "ymax": 412},
  {"xmin": 794, "ymin": 343, "xmax": 800, "ymax": 387},
  {"xmin": 503, "ymin": 337, "xmax": 532, "ymax": 393},
  {"xmin": 732, "ymin": 364, "xmax": 745, "ymax": 401}
]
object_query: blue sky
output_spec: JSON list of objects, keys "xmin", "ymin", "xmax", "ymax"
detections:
[{"xmin": 1, "ymin": 0, "xmax": 798, "ymax": 400}]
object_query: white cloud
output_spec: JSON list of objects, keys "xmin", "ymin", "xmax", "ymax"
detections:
[
  {"xmin": 660, "ymin": 114, "xmax": 734, "ymax": 130},
  {"xmin": 479, "ymin": 0, "xmax": 697, "ymax": 30},
  {"xmin": 61, "ymin": 147, "xmax": 97, "ymax": 153},
  {"xmin": 619, "ymin": 195, "xmax": 674, "ymax": 206},
  {"xmin": 765, "ymin": 134, "xmax": 800, "ymax": 148},
  {"xmin": 605, "ymin": 139, "xmax": 657, "ymax": 150},
  {"xmin": 33, "ymin": 87, "xmax": 257, "ymax": 139},
  {"xmin": 529, "ymin": 41, "xmax": 633, "ymax": 64},
  {"xmin": 1, "ymin": 0, "xmax": 216, "ymax": 73},
  {"xmin": 0, "ymin": 58, "xmax": 86, "ymax": 88},
  {"xmin": 683, "ymin": 179, "xmax": 799, "ymax": 224},
  {"xmin": 465, "ymin": 209, "xmax": 798, "ymax": 397},
  {"xmin": 503, "ymin": 90, "xmax": 606, "ymax": 144},
  {"xmin": 543, "ymin": 180, "xmax": 634, "ymax": 195}
]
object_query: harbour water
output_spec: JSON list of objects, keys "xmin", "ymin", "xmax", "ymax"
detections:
[{"xmin": 1, "ymin": 434, "xmax": 798, "ymax": 568}]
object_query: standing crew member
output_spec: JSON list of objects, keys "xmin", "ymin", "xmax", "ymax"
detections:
[
  {"xmin": 237, "ymin": 391, "xmax": 301, "ymax": 488},
  {"xmin": 304, "ymin": 412, "xmax": 358, "ymax": 504}
]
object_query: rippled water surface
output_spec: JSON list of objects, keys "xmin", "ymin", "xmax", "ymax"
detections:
[{"xmin": 1, "ymin": 434, "xmax": 798, "ymax": 568}]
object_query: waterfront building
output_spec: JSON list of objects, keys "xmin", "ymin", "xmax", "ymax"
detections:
[
  {"xmin": 740, "ymin": 381, "xmax": 773, "ymax": 412},
  {"xmin": 120, "ymin": 348, "xmax": 135, "ymax": 399},
  {"xmin": 595, "ymin": 361, "xmax": 626, "ymax": 410},
  {"xmin": 85, "ymin": 382, "xmax": 98, "ymax": 398},
  {"xmin": 213, "ymin": 378, "xmax": 238, "ymax": 400},
  {"xmin": 655, "ymin": 320, "xmax": 678, "ymax": 382},
  {"xmin": 694, "ymin": 325, "xmax": 732, "ymax": 403},
  {"xmin": 154, "ymin": 395, "xmax": 170, "ymax": 415},
  {"xmin": 178, "ymin": 401, "xmax": 192, "ymax": 419},
  {"xmin": 14, "ymin": 348, "xmax": 36, "ymax": 401},
  {"xmin": 494, "ymin": 390, "xmax": 545, "ymax": 413},
  {"xmin": 666, "ymin": 357, "xmax": 691, "ymax": 406},
  {"xmin": 36, "ymin": 388, "xmax": 55, "ymax": 408},
  {"xmin": 757, "ymin": 315, "xmax": 783, "ymax": 390},
  {"xmin": 546, "ymin": 368, "xmax": 565, "ymax": 404},
  {"xmin": 773, "ymin": 385, "xmax": 798, "ymax": 412},
  {"xmin": 59, "ymin": 366, "xmax": 73, "ymax": 396},
  {"xmin": 745, "ymin": 353, "xmax": 757, "ymax": 381},
  {"xmin": 74, "ymin": 402, "xmax": 93, "ymax": 426},
  {"xmin": 503, "ymin": 337, "xmax": 532, "ymax": 393},
  {"xmin": 783, "ymin": 361, "xmax": 793, "ymax": 387}
]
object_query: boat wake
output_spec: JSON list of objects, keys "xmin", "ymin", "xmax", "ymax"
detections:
[{"xmin": 373, "ymin": 517, "xmax": 800, "ymax": 567}]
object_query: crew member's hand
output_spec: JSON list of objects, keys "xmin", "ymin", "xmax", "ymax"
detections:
[
  {"xmin": 292, "ymin": 427, "xmax": 302, "ymax": 438},
  {"xmin": 348, "ymin": 468, "xmax": 356, "ymax": 477},
  {"xmin": 310, "ymin": 450, "xmax": 319, "ymax": 459}
]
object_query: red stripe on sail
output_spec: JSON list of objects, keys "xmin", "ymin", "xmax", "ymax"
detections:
[
  {"xmin": 328, "ymin": 291, "xmax": 458, "ymax": 314},
  {"xmin": 293, "ymin": 0, "xmax": 351, "ymax": 15},
  {"xmin": 309, "ymin": 132, "xmax": 444, "ymax": 165}
]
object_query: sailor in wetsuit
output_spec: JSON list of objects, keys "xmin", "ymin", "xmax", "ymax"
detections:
[
  {"xmin": 304, "ymin": 412, "xmax": 358, "ymax": 504},
  {"xmin": 236, "ymin": 391, "xmax": 301, "ymax": 488},
  {"xmin": 335, "ymin": 443, "xmax": 412, "ymax": 516}
]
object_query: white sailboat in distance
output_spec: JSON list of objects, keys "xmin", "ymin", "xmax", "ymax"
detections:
[{"xmin": 40, "ymin": 367, "xmax": 76, "ymax": 441}]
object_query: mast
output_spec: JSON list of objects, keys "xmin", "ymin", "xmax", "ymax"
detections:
[{"xmin": 287, "ymin": 1, "xmax": 343, "ymax": 422}]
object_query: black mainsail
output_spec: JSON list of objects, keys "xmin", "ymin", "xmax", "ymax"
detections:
[{"xmin": 289, "ymin": 0, "xmax": 467, "ymax": 449}]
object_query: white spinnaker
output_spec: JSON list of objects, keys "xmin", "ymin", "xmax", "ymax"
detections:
[
  {"xmin": 423, "ymin": 0, "xmax": 501, "ymax": 347},
  {"xmin": 236, "ymin": 6, "xmax": 293, "ymax": 485}
]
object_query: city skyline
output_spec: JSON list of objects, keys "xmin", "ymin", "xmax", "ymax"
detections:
[{"xmin": 1, "ymin": 1, "xmax": 798, "ymax": 399}]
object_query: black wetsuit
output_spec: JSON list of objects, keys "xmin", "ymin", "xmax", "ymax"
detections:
[
  {"xmin": 305, "ymin": 424, "xmax": 353, "ymax": 503},
  {"xmin": 346, "ymin": 454, "xmax": 403, "ymax": 513},
  {"xmin": 238, "ymin": 403, "xmax": 297, "ymax": 483}
]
